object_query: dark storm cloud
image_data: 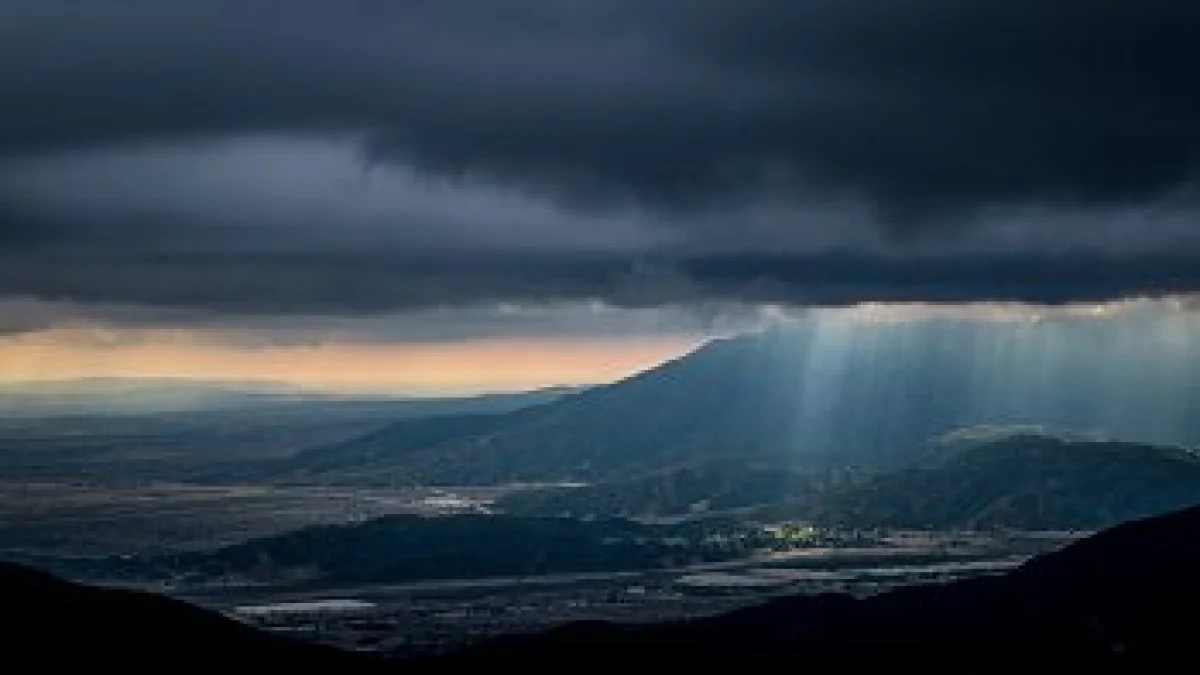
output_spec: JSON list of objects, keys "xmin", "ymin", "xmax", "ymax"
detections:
[
  {"xmin": 1, "ymin": 1, "xmax": 1199, "ymax": 322},
  {"xmin": 3, "ymin": 246, "xmax": 1200, "ymax": 317},
  {"xmin": 2, "ymin": 1, "xmax": 1197, "ymax": 214}
]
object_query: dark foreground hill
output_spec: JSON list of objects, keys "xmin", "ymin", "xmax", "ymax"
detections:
[
  {"xmin": 0, "ymin": 562, "xmax": 383, "ymax": 670},
  {"xmin": 5, "ymin": 503, "xmax": 1200, "ymax": 671}
]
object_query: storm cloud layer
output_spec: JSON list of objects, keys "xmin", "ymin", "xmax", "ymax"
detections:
[{"xmin": 2, "ymin": 1, "xmax": 1199, "ymax": 327}]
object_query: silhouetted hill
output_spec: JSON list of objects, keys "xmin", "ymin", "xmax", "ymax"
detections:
[
  {"xmin": 789, "ymin": 429, "xmax": 1200, "ymax": 529},
  {"xmin": 0, "ymin": 562, "xmax": 381, "ymax": 670}
]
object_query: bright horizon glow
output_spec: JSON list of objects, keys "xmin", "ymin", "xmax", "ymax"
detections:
[
  {"xmin": 0, "ymin": 329, "xmax": 703, "ymax": 395},
  {"xmin": 0, "ymin": 297, "xmax": 1195, "ymax": 395}
]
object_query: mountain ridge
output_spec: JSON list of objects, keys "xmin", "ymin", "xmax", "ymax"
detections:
[
  {"xmin": 786, "ymin": 431, "xmax": 1200, "ymax": 530},
  {"xmin": 270, "ymin": 322, "xmax": 1200, "ymax": 486},
  {"xmin": 502, "ymin": 429, "xmax": 1200, "ymax": 530}
]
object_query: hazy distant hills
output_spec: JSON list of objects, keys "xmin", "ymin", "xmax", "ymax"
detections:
[
  {"xmin": 277, "ymin": 321, "xmax": 1200, "ymax": 486},
  {"xmin": 0, "ymin": 378, "xmax": 329, "ymax": 416},
  {"xmin": 0, "ymin": 378, "xmax": 581, "ymax": 417},
  {"xmin": 0, "ymin": 384, "xmax": 580, "ymax": 482},
  {"xmin": 499, "ymin": 458, "xmax": 822, "ymax": 518},
  {"xmin": 504, "ymin": 428, "xmax": 1200, "ymax": 531},
  {"xmin": 786, "ymin": 429, "xmax": 1200, "ymax": 530}
]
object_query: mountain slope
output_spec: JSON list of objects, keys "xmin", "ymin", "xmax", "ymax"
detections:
[
  {"xmin": 240, "ymin": 412, "xmax": 511, "ymax": 482},
  {"xmin": 278, "ymin": 319, "xmax": 1200, "ymax": 485},
  {"xmin": 278, "ymin": 331, "xmax": 821, "ymax": 484},
  {"xmin": 791, "ymin": 429, "xmax": 1200, "ymax": 529}
]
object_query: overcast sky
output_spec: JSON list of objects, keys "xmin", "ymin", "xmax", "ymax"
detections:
[{"xmin": 1, "ymin": 2, "xmax": 1198, "ymax": 387}]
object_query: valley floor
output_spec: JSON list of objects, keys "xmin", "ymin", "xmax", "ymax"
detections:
[
  {"xmin": 0, "ymin": 478, "xmax": 1082, "ymax": 657},
  {"xmin": 0, "ymin": 480, "xmax": 504, "ymax": 554},
  {"xmin": 180, "ymin": 533, "xmax": 1071, "ymax": 658}
]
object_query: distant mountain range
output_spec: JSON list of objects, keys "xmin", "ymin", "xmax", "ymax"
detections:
[
  {"xmin": 781, "ymin": 428, "xmax": 1200, "ymax": 530},
  {"xmin": 502, "ymin": 428, "xmax": 1200, "ymax": 531},
  {"xmin": 7, "ymin": 503, "xmax": 1200, "ymax": 670},
  {"xmin": 0, "ymin": 378, "xmax": 333, "ymax": 416},
  {"xmin": 270, "ymin": 321, "xmax": 1200, "ymax": 486},
  {"xmin": 265, "ymin": 334, "xmax": 810, "ymax": 484},
  {"xmin": 15, "ymin": 320, "xmax": 1200, "ymax": 487},
  {"xmin": 0, "ymin": 384, "xmax": 581, "ymax": 482},
  {"xmin": 0, "ymin": 378, "xmax": 582, "ymax": 417}
]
